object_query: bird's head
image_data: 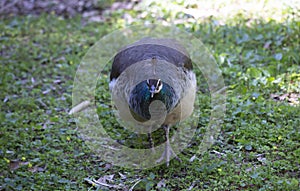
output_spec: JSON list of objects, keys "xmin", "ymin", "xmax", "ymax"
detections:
[
  {"xmin": 147, "ymin": 79, "xmax": 163, "ymax": 98},
  {"xmin": 128, "ymin": 79, "xmax": 178, "ymax": 122}
]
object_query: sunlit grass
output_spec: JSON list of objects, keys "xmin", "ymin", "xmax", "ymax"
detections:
[{"xmin": 124, "ymin": 0, "xmax": 300, "ymax": 25}]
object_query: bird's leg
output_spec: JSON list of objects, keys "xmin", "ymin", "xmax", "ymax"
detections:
[
  {"xmin": 148, "ymin": 126, "xmax": 155, "ymax": 152},
  {"xmin": 156, "ymin": 125, "xmax": 181, "ymax": 166}
]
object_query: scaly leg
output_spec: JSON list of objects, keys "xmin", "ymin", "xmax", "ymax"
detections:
[
  {"xmin": 148, "ymin": 132, "xmax": 155, "ymax": 152},
  {"xmin": 156, "ymin": 125, "xmax": 181, "ymax": 166}
]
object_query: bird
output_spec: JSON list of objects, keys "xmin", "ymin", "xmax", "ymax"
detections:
[{"xmin": 109, "ymin": 38, "xmax": 196, "ymax": 166}]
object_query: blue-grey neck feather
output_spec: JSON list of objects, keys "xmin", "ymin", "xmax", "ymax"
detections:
[{"xmin": 129, "ymin": 81, "xmax": 178, "ymax": 122}]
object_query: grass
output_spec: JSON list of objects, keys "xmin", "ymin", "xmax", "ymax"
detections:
[{"xmin": 1, "ymin": 0, "xmax": 300, "ymax": 190}]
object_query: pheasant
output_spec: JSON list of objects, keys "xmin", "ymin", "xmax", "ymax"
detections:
[{"xmin": 109, "ymin": 38, "xmax": 196, "ymax": 166}]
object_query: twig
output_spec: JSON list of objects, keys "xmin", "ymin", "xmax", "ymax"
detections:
[
  {"xmin": 84, "ymin": 178, "xmax": 121, "ymax": 189},
  {"xmin": 68, "ymin": 100, "xmax": 91, "ymax": 114},
  {"xmin": 212, "ymin": 150, "xmax": 226, "ymax": 156},
  {"xmin": 93, "ymin": 179, "xmax": 121, "ymax": 189},
  {"xmin": 129, "ymin": 179, "xmax": 142, "ymax": 191}
]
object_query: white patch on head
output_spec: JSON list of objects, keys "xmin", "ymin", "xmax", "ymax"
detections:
[
  {"xmin": 148, "ymin": 79, "xmax": 163, "ymax": 97},
  {"xmin": 156, "ymin": 79, "xmax": 163, "ymax": 92},
  {"xmin": 109, "ymin": 78, "xmax": 117, "ymax": 91}
]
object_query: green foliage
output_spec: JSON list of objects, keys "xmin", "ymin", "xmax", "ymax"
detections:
[{"xmin": 1, "ymin": 1, "xmax": 300, "ymax": 190}]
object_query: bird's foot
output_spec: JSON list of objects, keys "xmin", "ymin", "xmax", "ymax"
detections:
[{"xmin": 155, "ymin": 141, "xmax": 181, "ymax": 166}]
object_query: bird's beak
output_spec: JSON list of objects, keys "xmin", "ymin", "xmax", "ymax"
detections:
[{"xmin": 150, "ymin": 85, "xmax": 155, "ymax": 98}]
